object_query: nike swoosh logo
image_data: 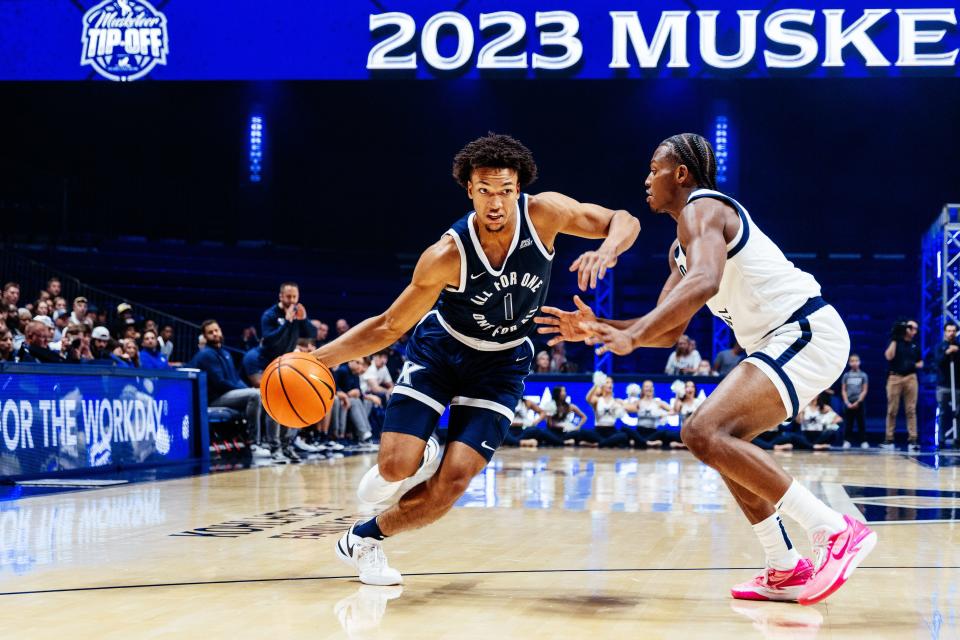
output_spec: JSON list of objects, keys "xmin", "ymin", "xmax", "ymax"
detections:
[
  {"xmin": 515, "ymin": 356, "xmax": 527, "ymax": 362},
  {"xmin": 830, "ymin": 527, "xmax": 853, "ymax": 561},
  {"xmin": 480, "ymin": 440, "xmax": 496, "ymax": 452},
  {"xmin": 470, "ymin": 272, "xmax": 484, "ymax": 280}
]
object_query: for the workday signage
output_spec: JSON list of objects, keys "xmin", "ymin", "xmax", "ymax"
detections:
[
  {"xmin": 0, "ymin": 1, "xmax": 957, "ymax": 80},
  {"xmin": 0, "ymin": 368, "xmax": 196, "ymax": 478}
]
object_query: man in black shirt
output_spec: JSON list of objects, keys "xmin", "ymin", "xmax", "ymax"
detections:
[
  {"xmin": 332, "ymin": 359, "xmax": 376, "ymax": 447},
  {"xmin": 882, "ymin": 319, "xmax": 923, "ymax": 450},
  {"xmin": 934, "ymin": 322, "xmax": 960, "ymax": 448}
]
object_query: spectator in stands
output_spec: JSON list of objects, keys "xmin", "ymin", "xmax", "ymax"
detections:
[
  {"xmin": 121, "ymin": 324, "xmax": 140, "ymax": 342},
  {"xmin": 139, "ymin": 329, "xmax": 169, "ymax": 369},
  {"xmin": 113, "ymin": 303, "xmax": 138, "ymax": 339},
  {"xmin": 34, "ymin": 299, "xmax": 51, "ymax": 318},
  {"xmin": 45, "ymin": 278, "xmax": 61, "ymax": 299},
  {"xmin": 549, "ymin": 342, "xmax": 568, "ymax": 372},
  {"xmin": 52, "ymin": 309, "xmax": 69, "ymax": 342},
  {"xmin": 503, "ymin": 397, "xmax": 551, "ymax": 447},
  {"xmin": 32, "ymin": 315, "xmax": 56, "ymax": 342},
  {"xmin": 883, "ymin": 319, "xmax": 922, "ymax": 451},
  {"xmin": 13, "ymin": 309, "xmax": 32, "ymax": 350},
  {"xmin": 260, "ymin": 282, "xmax": 314, "ymax": 364},
  {"xmin": 664, "ymin": 335, "xmax": 702, "ymax": 375},
  {"xmin": 386, "ymin": 336, "xmax": 408, "ymax": 380},
  {"xmin": 190, "ymin": 319, "xmax": 291, "ymax": 462},
  {"xmin": 17, "ymin": 320, "xmax": 63, "ymax": 363},
  {"xmin": 56, "ymin": 323, "xmax": 88, "ymax": 363},
  {"xmin": 0, "ymin": 327, "xmax": 15, "ymax": 362},
  {"xmin": 335, "ymin": 318, "xmax": 350, "ymax": 337},
  {"xmin": 935, "ymin": 322, "xmax": 960, "ymax": 449},
  {"xmin": 713, "ymin": 342, "xmax": 745, "ymax": 376},
  {"xmin": 362, "ymin": 350, "xmax": 394, "ymax": 399},
  {"xmin": 332, "ymin": 359, "xmax": 377, "ymax": 446},
  {"xmin": 695, "ymin": 360, "xmax": 715, "ymax": 376},
  {"xmin": 841, "ymin": 353, "xmax": 870, "ymax": 449},
  {"xmin": 297, "ymin": 338, "xmax": 316, "ymax": 353},
  {"xmin": 90, "ymin": 326, "xmax": 119, "ymax": 364},
  {"xmin": 53, "ymin": 297, "xmax": 68, "ymax": 314},
  {"xmin": 94, "ymin": 306, "xmax": 107, "ymax": 328},
  {"xmin": 159, "ymin": 325, "xmax": 175, "ymax": 360},
  {"xmin": 1, "ymin": 282, "xmax": 20, "ymax": 308},
  {"xmin": 143, "ymin": 319, "xmax": 159, "ymax": 336},
  {"xmin": 534, "ymin": 350, "xmax": 551, "ymax": 373},
  {"xmin": 69, "ymin": 296, "xmax": 89, "ymax": 326},
  {"xmin": 311, "ymin": 320, "xmax": 330, "ymax": 345},
  {"xmin": 241, "ymin": 326, "xmax": 259, "ymax": 351},
  {"xmin": 115, "ymin": 338, "xmax": 141, "ymax": 367}
]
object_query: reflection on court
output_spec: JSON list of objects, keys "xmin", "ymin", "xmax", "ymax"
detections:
[{"xmin": 0, "ymin": 449, "xmax": 958, "ymax": 639}]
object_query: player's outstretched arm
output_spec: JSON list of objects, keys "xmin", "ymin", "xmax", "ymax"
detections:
[
  {"xmin": 581, "ymin": 203, "xmax": 727, "ymax": 356},
  {"xmin": 529, "ymin": 192, "xmax": 640, "ymax": 291},
  {"xmin": 311, "ymin": 236, "xmax": 460, "ymax": 369},
  {"xmin": 535, "ymin": 240, "xmax": 688, "ymax": 348}
]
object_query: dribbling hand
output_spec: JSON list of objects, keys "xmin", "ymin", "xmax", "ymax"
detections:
[{"xmin": 534, "ymin": 295, "xmax": 596, "ymax": 346}]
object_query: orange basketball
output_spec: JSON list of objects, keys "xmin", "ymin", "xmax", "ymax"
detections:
[{"xmin": 260, "ymin": 352, "xmax": 336, "ymax": 428}]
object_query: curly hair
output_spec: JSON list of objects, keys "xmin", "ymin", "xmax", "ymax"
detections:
[
  {"xmin": 452, "ymin": 133, "xmax": 538, "ymax": 189},
  {"xmin": 660, "ymin": 133, "xmax": 717, "ymax": 190}
]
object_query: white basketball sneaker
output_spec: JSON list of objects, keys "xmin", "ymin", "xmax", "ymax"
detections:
[
  {"xmin": 357, "ymin": 435, "xmax": 440, "ymax": 504},
  {"xmin": 335, "ymin": 521, "xmax": 403, "ymax": 586}
]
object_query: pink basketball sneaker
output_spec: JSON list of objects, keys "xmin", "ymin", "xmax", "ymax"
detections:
[
  {"xmin": 798, "ymin": 515, "xmax": 877, "ymax": 606},
  {"xmin": 731, "ymin": 558, "xmax": 814, "ymax": 601}
]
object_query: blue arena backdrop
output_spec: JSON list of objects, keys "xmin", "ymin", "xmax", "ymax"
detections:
[
  {"xmin": 0, "ymin": 1, "xmax": 957, "ymax": 80},
  {"xmin": 436, "ymin": 374, "xmax": 721, "ymax": 430},
  {"xmin": 0, "ymin": 364, "xmax": 210, "ymax": 481}
]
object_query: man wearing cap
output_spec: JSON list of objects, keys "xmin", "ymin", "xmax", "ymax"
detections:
[
  {"xmin": 17, "ymin": 320, "xmax": 64, "ymax": 363},
  {"xmin": 70, "ymin": 297, "xmax": 89, "ymax": 326},
  {"xmin": 88, "ymin": 325, "xmax": 122, "ymax": 365}
]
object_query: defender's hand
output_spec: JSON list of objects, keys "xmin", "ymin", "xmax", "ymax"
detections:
[
  {"xmin": 570, "ymin": 248, "xmax": 617, "ymax": 291},
  {"xmin": 534, "ymin": 295, "xmax": 597, "ymax": 346},
  {"xmin": 582, "ymin": 322, "xmax": 635, "ymax": 356}
]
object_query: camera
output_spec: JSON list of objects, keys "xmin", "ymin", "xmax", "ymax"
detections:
[{"xmin": 890, "ymin": 320, "xmax": 909, "ymax": 341}]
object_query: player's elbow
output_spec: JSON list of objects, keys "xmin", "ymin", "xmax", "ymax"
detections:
[{"xmin": 379, "ymin": 312, "xmax": 406, "ymax": 341}]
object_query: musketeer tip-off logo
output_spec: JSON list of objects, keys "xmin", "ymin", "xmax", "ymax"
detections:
[{"xmin": 81, "ymin": 0, "xmax": 169, "ymax": 82}]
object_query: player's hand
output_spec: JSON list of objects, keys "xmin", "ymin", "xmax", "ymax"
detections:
[
  {"xmin": 534, "ymin": 295, "xmax": 596, "ymax": 346},
  {"xmin": 581, "ymin": 321, "xmax": 635, "ymax": 356},
  {"xmin": 284, "ymin": 304, "xmax": 298, "ymax": 322},
  {"xmin": 570, "ymin": 247, "xmax": 617, "ymax": 291}
]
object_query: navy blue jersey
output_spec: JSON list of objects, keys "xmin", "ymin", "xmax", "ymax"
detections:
[{"xmin": 435, "ymin": 193, "xmax": 554, "ymax": 346}]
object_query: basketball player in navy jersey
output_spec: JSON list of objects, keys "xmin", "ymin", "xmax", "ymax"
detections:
[
  {"xmin": 311, "ymin": 133, "xmax": 640, "ymax": 585},
  {"xmin": 536, "ymin": 133, "xmax": 876, "ymax": 606}
]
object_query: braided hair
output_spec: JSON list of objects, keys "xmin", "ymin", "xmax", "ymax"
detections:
[{"xmin": 660, "ymin": 133, "xmax": 718, "ymax": 190}]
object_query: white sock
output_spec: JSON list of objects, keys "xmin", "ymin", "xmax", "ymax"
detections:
[
  {"xmin": 753, "ymin": 512, "xmax": 803, "ymax": 571},
  {"xmin": 776, "ymin": 480, "xmax": 846, "ymax": 534}
]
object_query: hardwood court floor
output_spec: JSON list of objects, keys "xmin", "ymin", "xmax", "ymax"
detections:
[{"xmin": 1, "ymin": 448, "xmax": 959, "ymax": 639}]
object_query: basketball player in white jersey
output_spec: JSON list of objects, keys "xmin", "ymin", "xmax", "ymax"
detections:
[{"xmin": 535, "ymin": 133, "xmax": 876, "ymax": 606}]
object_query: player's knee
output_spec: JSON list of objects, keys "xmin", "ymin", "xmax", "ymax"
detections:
[
  {"xmin": 680, "ymin": 415, "xmax": 717, "ymax": 461},
  {"xmin": 378, "ymin": 452, "xmax": 420, "ymax": 482},
  {"xmin": 436, "ymin": 469, "xmax": 474, "ymax": 504}
]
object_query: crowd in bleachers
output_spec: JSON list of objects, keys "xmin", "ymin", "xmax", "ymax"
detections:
[{"xmin": 4, "ymin": 272, "xmax": 956, "ymax": 460}]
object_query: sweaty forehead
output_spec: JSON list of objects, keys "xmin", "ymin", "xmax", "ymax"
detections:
[
  {"xmin": 471, "ymin": 167, "xmax": 517, "ymax": 185},
  {"xmin": 651, "ymin": 145, "xmax": 674, "ymax": 165}
]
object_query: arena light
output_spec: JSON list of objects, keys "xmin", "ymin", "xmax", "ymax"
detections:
[
  {"xmin": 249, "ymin": 115, "xmax": 263, "ymax": 183},
  {"xmin": 713, "ymin": 114, "xmax": 729, "ymax": 186}
]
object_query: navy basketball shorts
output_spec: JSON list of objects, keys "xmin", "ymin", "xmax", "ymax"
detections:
[{"xmin": 383, "ymin": 315, "xmax": 534, "ymax": 461}]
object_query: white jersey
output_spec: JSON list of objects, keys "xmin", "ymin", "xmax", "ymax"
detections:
[{"xmin": 673, "ymin": 189, "xmax": 821, "ymax": 353}]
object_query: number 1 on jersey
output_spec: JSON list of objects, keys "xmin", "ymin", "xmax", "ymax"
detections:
[{"xmin": 504, "ymin": 293, "xmax": 514, "ymax": 321}]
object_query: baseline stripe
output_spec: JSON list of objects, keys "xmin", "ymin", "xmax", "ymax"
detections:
[{"xmin": 775, "ymin": 318, "xmax": 812, "ymax": 367}]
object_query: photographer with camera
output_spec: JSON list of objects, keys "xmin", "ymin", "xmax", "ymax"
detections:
[
  {"xmin": 934, "ymin": 322, "xmax": 960, "ymax": 449},
  {"xmin": 882, "ymin": 319, "xmax": 922, "ymax": 451}
]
